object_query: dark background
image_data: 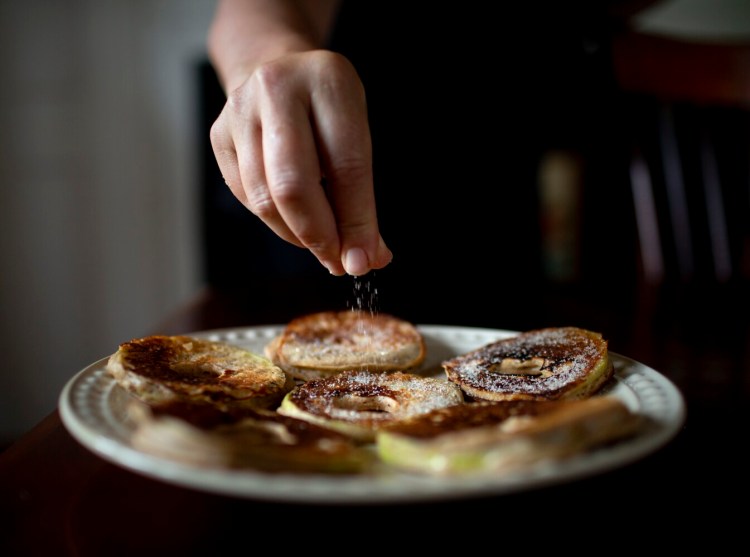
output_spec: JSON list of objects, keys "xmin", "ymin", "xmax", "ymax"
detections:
[{"xmin": 198, "ymin": 1, "xmax": 750, "ymax": 331}]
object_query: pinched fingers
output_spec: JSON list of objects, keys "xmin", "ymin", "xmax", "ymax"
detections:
[
  {"xmin": 210, "ymin": 93, "xmax": 304, "ymax": 251},
  {"xmin": 209, "ymin": 50, "xmax": 391, "ymax": 276},
  {"xmin": 308, "ymin": 53, "xmax": 392, "ymax": 275},
  {"xmin": 257, "ymin": 70, "xmax": 345, "ymax": 274}
]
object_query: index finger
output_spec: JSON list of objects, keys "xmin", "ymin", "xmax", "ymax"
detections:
[
  {"xmin": 257, "ymin": 62, "xmax": 346, "ymax": 275},
  {"xmin": 308, "ymin": 54, "xmax": 389, "ymax": 274}
]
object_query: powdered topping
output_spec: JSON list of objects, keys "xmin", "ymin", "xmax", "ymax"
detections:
[
  {"xmin": 287, "ymin": 370, "xmax": 464, "ymax": 428},
  {"xmin": 274, "ymin": 310, "xmax": 425, "ymax": 371},
  {"xmin": 109, "ymin": 335, "xmax": 288, "ymax": 400},
  {"xmin": 442, "ymin": 327, "xmax": 612, "ymax": 400}
]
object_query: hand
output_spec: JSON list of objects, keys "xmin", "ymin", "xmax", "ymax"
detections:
[{"xmin": 210, "ymin": 49, "xmax": 392, "ymax": 276}]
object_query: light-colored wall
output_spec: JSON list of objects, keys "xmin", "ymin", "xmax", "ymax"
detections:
[{"xmin": 0, "ymin": 0, "xmax": 217, "ymax": 443}]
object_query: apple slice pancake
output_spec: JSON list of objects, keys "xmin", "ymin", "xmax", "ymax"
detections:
[
  {"xmin": 277, "ymin": 370, "xmax": 464, "ymax": 442},
  {"xmin": 107, "ymin": 335, "xmax": 294, "ymax": 410},
  {"xmin": 376, "ymin": 396, "xmax": 643, "ymax": 476},
  {"xmin": 265, "ymin": 310, "xmax": 426, "ymax": 381},
  {"xmin": 442, "ymin": 327, "xmax": 614, "ymax": 402},
  {"xmin": 127, "ymin": 399, "xmax": 373, "ymax": 474}
]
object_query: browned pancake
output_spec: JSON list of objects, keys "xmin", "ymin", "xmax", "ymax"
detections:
[
  {"xmin": 376, "ymin": 396, "xmax": 644, "ymax": 475},
  {"xmin": 277, "ymin": 370, "xmax": 464, "ymax": 442},
  {"xmin": 442, "ymin": 327, "xmax": 614, "ymax": 401},
  {"xmin": 127, "ymin": 399, "xmax": 372, "ymax": 473},
  {"xmin": 265, "ymin": 310, "xmax": 426, "ymax": 380},
  {"xmin": 107, "ymin": 335, "xmax": 294, "ymax": 410}
]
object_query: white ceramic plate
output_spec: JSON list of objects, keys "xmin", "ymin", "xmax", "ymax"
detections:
[{"xmin": 59, "ymin": 325, "xmax": 685, "ymax": 504}]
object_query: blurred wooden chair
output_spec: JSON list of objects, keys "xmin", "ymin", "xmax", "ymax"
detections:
[
  {"xmin": 602, "ymin": 11, "xmax": 750, "ymax": 376},
  {"xmin": 611, "ymin": 28, "xmax": 750, "ymax": 286}
]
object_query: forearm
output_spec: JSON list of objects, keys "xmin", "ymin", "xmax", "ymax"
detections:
[{"xmin": 208, "ymin": 0, "xmax": 342, "ymax": 92}]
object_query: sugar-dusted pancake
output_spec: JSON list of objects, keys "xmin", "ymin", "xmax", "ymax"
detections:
[
  {"xmin": 377, "ymin": 396, "xmax": 643, "ymax": 475},
  {"xmin": 265, "ymin": 310, "xmax": 426, "ymax": 380},
  {"xmin": 277, "ymin": 370, "xmax": 464, "ymax": 442},
  {"xmin": 442, "ymin": 327, "xmax": 614, "ymax": 401},
  {"xmin": 107, "ymin": 335, "xmax": 294, "ymax": 410}
]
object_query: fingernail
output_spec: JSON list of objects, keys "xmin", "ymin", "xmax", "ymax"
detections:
[
  {"xmin": 344, "ymin": 247, "xmax": 369, "ymax": 276},
  {"xmin": 325, "ymin": 261, "xmax": 346, "ymax": 276},
  {"xmin": 378, "ymin": 235, "xmax": 393, "ymax": 264}
]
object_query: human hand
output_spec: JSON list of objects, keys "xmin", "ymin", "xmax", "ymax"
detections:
[{"xmin": 210, "ymin": 49, "xmax": 392, "ymax": 276}]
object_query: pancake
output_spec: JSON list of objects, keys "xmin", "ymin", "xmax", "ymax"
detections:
[
  {"xmin": 442, "ymin": 327, "xmax": 614, "ymax": 401},
  {"xmin": 107, "ymin": 335, "xmax": 294, "ymax": 410},
  {"xmin": 376, "ymin": 396, "xmax": 644, "ymax": 475},
  {"xmin": 277, "ymin": 370, "xmax": 464, "ymax": 442},
  {"xmin": 265, "ymin": 310, "xmax": 426, "ymax": 380},
  {"xmin": 127, "ymin": 399, "xmax": 372, "ymax": 473}
]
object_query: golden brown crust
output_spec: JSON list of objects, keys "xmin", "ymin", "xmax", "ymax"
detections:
[
  {"xmin": 381, "ymin": 397, "xmax": 631, "ymax": 439},
  {"xmin": 107, "ymin": 335, "xmax": 294, "ymax": 409},
  {"xmin": 278, "ymin": 370, "xmax": 464, "ymax": 442},
  {"xmin": 127, "ymin": 400, "xmax": 372, "ymax": 473},
  {"xmin": 376, "ymin": 396, "xmax": 645, "ymax": 475},
  {"xmin": 442, "ymin": 327, "xmax": 614, "ymax": 402},
  {"xmin": 266, "ymin": 310, "xmax": 426, "ymax": 380}
]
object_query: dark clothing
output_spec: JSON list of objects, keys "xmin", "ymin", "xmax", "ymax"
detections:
[
  {"xmin": 201, "ymin": 2, "xmax": 637, "ymax": 329},
  {"xmin": 328, "ymin": 3, "xmax": 632, "ymax": 323}
]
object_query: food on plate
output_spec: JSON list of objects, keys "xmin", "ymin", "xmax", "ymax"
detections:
[
  {"xmin": 103, "ymin": 325, "xmax": 645, "ymax": 478},
  {"xmin": 265, "ymin": 310, "xmax": 426, "ymax": 380},
  {"xmin": 442, "ymin": 327, "xmax": 614, "ymax": 402},
  {"xmin": 376, "ymin": 395, "xmax": 643, "ymax": 475},
  {"xmin": 277, "ymin": 370, "xmax": 464, "ymax": 442},
  {"xmin": 127, "ymin": 400, "xmax": 372, "ymax": 473},
  {"xmin": 107, "ymin": 335, "xmax": 294, "ymax": 410}
]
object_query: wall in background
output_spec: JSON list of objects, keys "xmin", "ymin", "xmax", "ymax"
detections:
[{"xmin": 0, "ymin": 0, "xmax": 217, "ymax": 443}]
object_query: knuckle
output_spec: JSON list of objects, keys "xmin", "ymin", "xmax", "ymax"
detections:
[
  {"xmin": 327, "ymin": 157, "xmax": 371, "ymax": 184},
  {"xmin": 267, "ymin": 173, "xmax": 307, "ymax": 204},
  {"xmin": 209, "ymin": 118, "xmax": 221, "ymax": 143},
  {"xmin": 300, "ymin": 236, "xmax": 334, "ymax": 256},
  {"xmin": 245, "ymin": 187, "xmax": 276, "ymax": 218},
  {"xmin": 224, "ymin": 82, "xmax": 259, "ymax": 119},
  {"xmin": 209, "ymin": 117, "xmax": 229, "ymax": 149},
  {"xmin": 251, "ymin": 61, "xmax": 289, "ymax": 97}
]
